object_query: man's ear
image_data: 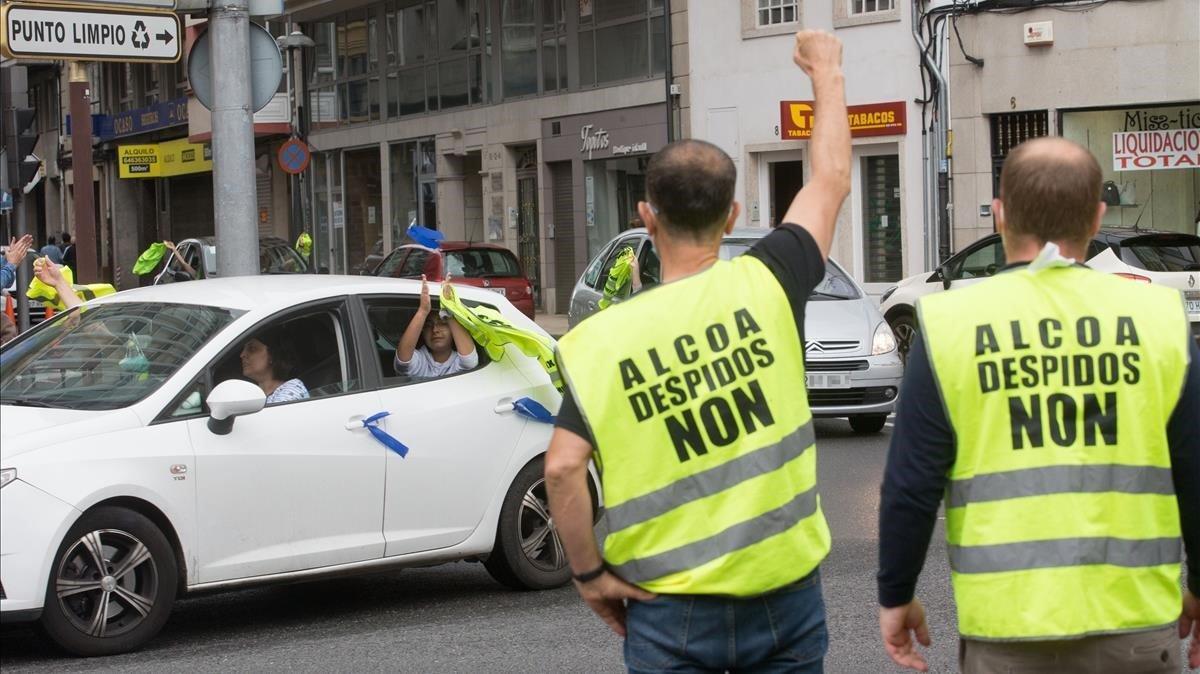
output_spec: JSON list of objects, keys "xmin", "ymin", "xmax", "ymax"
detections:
[
  {"xmin": 992, "ymin": 198, "xmax": 1005, "ymax": 235},
  {"xmin": 725, "ymin": 202, "xmax": 741, "ymax": 235},
  {"xmin": 639, "ymin": 201, "xmax": 658, "ymax": 239}
]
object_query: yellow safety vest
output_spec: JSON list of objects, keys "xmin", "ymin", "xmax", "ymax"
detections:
[
  {"xmin": 919, "ymin": 265, "xmax": 1189, "ymax": 640},
  {"xmin": 558, "ymin": 255, "xmax": 830, "ymax": 596}
]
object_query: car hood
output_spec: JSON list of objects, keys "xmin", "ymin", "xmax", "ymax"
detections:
[
  {"xmin": 0, "ymin": 406, "xmax": 144, "ymax": 462},
  {"xmin": 804, "ymin": 298, "xmax": 879, "ymax": 353}
]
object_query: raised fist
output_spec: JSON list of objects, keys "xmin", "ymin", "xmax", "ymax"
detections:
[{"xmin": 792, "ymin": 30, "xmax": 843, "ymax": 78}]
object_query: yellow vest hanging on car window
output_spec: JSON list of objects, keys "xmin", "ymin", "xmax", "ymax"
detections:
[
  {"xmin": 558, "ymin": 255, "xmax": 830, "ymax": 596},
  {"xmin": 919, "ymin": 264, "xmax": 1189, "ymax": 640}
]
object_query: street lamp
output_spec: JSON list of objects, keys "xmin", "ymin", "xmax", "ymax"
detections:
[{"xmin": 276, "ymin": 29, "xmax": 316, "ymax": 267}]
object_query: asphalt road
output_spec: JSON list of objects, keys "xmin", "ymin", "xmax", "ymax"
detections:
[{"xmin": 0, "ymin": 419, "xmax": 958, "ymax": 673}]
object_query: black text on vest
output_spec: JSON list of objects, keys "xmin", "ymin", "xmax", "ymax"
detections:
[
  {"xmin": 618, "ymin": 309, "xmax": 779, "ymax": 462},
  {"xmin": 972, "ymin": 316, "xmax": 1141, "ymax": 450}
]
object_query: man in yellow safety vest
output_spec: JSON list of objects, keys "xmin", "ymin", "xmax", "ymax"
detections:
[
  {"xmin": 877, "ymin": 137, "xmax": 1200, "ymax": 672},
  {"xmin": 546, "ymin": 30, "xmax": 851, "ymax": 672}
]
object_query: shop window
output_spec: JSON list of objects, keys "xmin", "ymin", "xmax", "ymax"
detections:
[
  {"xmin": 390, "ymin": 139, "xmax": 439, "ymax": 241},
  {"xmin": 862, "ymin": 155, "xmax": 903, "ymax": 283},
  {"xmin": 1062, "ymin": 105, "xmax": 1200, "ymax": 235},
  {"xmin": 118, "ymin": 63, "xmax": 135, "ymax": 112},
  {"xmin": 578, "ymin": 0, "xmax": 665, "ymax": 87},
  {"xmin": 144, "ymin": 65, "xmax": 161, "ymax": 106}
]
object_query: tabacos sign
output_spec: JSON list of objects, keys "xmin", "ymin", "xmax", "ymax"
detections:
[{"xmin": 780, "ymin": 100, "xmax": 907, "ymax": 139}]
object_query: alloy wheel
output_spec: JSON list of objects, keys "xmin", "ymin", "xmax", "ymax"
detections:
[
  {"xmin": 893, "ymin": 321, "xmax": 917, "ymax": 363},
  {"xmin": 518, "ymin": 478, "xmax": 568, "ymax": 573},
  {"xmin": 55, "ymin": 528, "xmax": 159, "ymax": 639}
]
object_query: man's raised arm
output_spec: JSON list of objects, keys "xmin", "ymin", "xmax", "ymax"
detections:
[{"xmin": 784, "ymin": 31, "xmax": 851, "ymax": 261}]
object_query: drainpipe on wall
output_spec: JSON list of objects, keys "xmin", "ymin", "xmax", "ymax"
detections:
[{"xmin": 664, "ymin": 0, "xmax": 674, "ymax": 143}]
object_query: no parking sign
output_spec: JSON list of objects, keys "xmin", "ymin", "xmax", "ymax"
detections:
[{"xmin": 277, "ymin": 138, "xmax": 311, "ymax": 175}]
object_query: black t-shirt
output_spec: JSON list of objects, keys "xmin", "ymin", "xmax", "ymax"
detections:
[{"xmin": 555, "ymin": 224, "xmax": 826, "ymax": 446}]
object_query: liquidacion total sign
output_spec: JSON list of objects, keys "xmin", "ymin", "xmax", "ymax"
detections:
[
  {"xmin": 1112, "ymin": 129, "xmax": 1200, "ymax": 171},
  {"xmin": 0, "ymin": 2, "xmax": 181, "ymax": 63}
]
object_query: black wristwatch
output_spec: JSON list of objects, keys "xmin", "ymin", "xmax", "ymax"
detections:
[{"xmin": 572, "ymin": 563, "xmax": 607, "ymax": 583}]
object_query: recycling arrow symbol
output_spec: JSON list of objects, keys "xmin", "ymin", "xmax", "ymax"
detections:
[{"xmin": 130, "ymin": 21, "xmax": 150, "ymax": 50}]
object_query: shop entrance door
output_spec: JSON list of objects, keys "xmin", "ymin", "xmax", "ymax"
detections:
[
  {"xmin": 516, "ymin": 147, "xmax": 541, "ymax": 307},
  {"xmin": 770, "ymin": 161, "xmax": 804, "ymax": 228}
]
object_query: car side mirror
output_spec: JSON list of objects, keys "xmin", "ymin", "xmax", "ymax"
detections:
[
  {"xmin": 206, "ymin": 379, "xmax": 266, "ymax": 435},
  {"xmin": 938, "ymin": 264, "xmax": 952, "ymax": 290},
  {"xmin": 171, "ymin": 269, "xmax": 193, "ymax": 282}
]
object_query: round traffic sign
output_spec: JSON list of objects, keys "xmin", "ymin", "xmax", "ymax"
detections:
[
  {"xmin": 188, "ymin": 21, "xmax": 282, "ymax": 113},
  {"xmin": 278, "ymin": 138, "xmax": 311, "ymax": 175}
]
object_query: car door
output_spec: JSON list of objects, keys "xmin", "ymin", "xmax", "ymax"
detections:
[
  {"xmin": 358, "ymin": 294, "xmax": 531, "ymax": 557},
  {"xmin": 945, "ymin": 235, "xmax": 1006, "ymax": 291},
  {"xmin": 182, "ymin": 298, "xmax": 387, "ymax": 583}
]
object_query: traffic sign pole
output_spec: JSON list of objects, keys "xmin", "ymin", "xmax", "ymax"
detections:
[
  {"xmin": 209, "ymin": 1, "xmax": 259, "ymax": 277},
  {"xmin": 68, "ymin": 62, "xmax": 98, "ymax": 283}
]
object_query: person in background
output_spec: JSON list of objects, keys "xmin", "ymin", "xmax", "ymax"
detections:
[
  {"xmin": 239, "ymin": 329, "xmax": 309, "ymax": 404},
  {"xmin": 395, "ymin": 275, "xmax": 477, "ymax": 378},
  {"xmin": 163, "ymin": 241, "xmax": 198, "ymax": 279},
  {"xmin": 60, "ymin": 232, "xmax": 77, "ymax": 277},
  {"xmin": 39, "ymin": 235, "xmax": 63, "ymax": 265},
  {"xmin": 2, "ymin": 234, "xmax": 33, "ymax": 289}
]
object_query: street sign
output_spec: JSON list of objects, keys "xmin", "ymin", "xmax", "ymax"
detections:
[
  {"xmin": 188, "ymin": 22, "xmax": 282, "ymax": 114},
  {"xmin": 277, "ymin": 138, "xmax": 311, "ymax": 175},
  {"xmin": 0, "ymin": 2, "xmax": 182, "ymax": 63},
  {"xmin": 53, "ymin": 0, "xmax": 178, "ymax": 8}
]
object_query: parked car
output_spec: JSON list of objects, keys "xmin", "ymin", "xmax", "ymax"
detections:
[
  {"xmin": 372, "ymin": 242, "xmax": 536, "ymax": 319},
  {"xmin": 0, "ymin": 275, "xmax": 582, "ymax": 656},
  {"xmin": 153, "ymin": 236, "xmax": 308, "ymax": 284},
  {"xmin": 569, "ymin": 228, "xmax": 903, "ymax": 433},
  {"xmin": 880, "ymin": 228, "xmax": 1200, "ymax": 359}
]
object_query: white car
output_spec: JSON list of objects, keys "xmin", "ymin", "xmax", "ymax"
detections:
[
  {"xmin": 880, "ymin": 228, "xmax": 1200, "ymax": 359},
  {"xmin": 0, "ymin": 276, "xmax": 582, "ymax": 656}
]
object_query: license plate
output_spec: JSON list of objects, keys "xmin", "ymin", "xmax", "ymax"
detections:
[
  {"xmin": 1187, "ymin": 291, "xmax": 1200, "ymax": 315},
  {"xmin": 805, "ymin": 373, "xmax": 851, "ymax": 389},
  {"xmin": 485, "ymin": 287, "xmax": 506, "ymax": 296}
]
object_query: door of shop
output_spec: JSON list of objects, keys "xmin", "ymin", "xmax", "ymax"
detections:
[
  {"xmin": 550, "ymin": 162, "xmax": 574, "ymax": 314},
  {"xmin": 515, "ymin": 147, "xmax": 540, "ymax": 307},
  {"xmin": 770, "ymin": 161, "xmax": 804, "ymax": 229}
]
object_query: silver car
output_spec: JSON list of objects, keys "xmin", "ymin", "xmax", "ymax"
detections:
[{"xmin": 568, "ymin": 228, "xmax": 903, "ymax": 433}]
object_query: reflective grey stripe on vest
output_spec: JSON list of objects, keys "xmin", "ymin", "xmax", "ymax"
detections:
[
  {"xmin": 947, "ymin": 465, "xmax": 1175, "ymax": 508},
  {"xmin": 609, "ymin": 485, "xmax": 820, "ymax": 584},
  {"xmin": 949, "ymin": 537, "xmax": 1181, "ymax": 574},
  {"xmin": 605, "ymin": 421, "xmax": 816, "ymax": 535}
]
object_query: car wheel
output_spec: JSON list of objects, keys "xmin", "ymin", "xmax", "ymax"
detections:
[
  {"xmin": 484, "ymin": 457, "xmax": 572, "ymax": 591},
  {"xmin": 890, "ymin": 313, "xmax": 918, "ymax": 364},
  {"xmin": 849, "ymin": 415, "xmax": 888, "ymax": 434},
  {"xmin": 40, "ymin": 506, "xmax": 177, "ymax": 656}
]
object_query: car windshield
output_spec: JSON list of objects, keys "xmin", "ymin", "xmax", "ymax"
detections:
[
  {"xmin": 202, "ymin": 244, "xmax": 309, "ymax": 275},
  {"xmin": 1117, "ymin": 236, "xmax": 1200, "ymax": 272},
  {"xmin": 0, "ymin": 303, "xmax": 242, "ymax": 411},
  {"xmin": 721, "ymin": 239, "xmax": 860, "ymax": 300},
  {"xmin": 445, "ymin": 249, "xmax": 522, "ymax": 278}
]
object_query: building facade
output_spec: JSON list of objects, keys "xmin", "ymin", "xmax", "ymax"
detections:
[
  {"xmin": 948, "ymin": 0, "xmax": 1200, "ymax": 250},
  {"xmin": 287, "ymin": 0, "xmax": 670, "ymax": 313},
  {"xmin": 681, "ymin": 0, "xmax": 927, "ymax": 295}
]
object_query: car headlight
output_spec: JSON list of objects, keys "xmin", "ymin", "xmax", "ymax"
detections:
[
  {"xmin": 880, "ymin": 286, "xmax": 898, "ymax": 305},
  {"xmin": 0, "ymin": 468, "xmax": 15, "ymax": 489},
  {"xmin": 872, "ymin": 322, "xmax": 897, "ymax": 355}
]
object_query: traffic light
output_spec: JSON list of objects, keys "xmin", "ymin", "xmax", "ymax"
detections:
[{"xmin": 4, "ymin": 107, "xmax": 39, "ymax": 190}]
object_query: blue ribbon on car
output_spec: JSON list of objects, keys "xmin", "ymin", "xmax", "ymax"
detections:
[
  {"xmin": 512, "ymin": 397, "xmax": 556, "ymax": 424},
  {"xmin": 362, "ymin": 412, "xmax": 409, "ymax": 457}
]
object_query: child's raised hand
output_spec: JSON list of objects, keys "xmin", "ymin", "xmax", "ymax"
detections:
[{"xmin": 419, "ymin": 274, "xmax": 431, "ymax": 314}]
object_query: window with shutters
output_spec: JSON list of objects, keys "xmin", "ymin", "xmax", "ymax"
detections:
[{"xmin": 861, "ymin": 154, "xmax": 903, "ymax": 283}]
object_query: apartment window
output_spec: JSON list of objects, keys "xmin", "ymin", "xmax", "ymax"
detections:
[
  {"xmin": 118, "ymin": 63, "xmax": 135, "ymax": 112},
  {"xmin": 144, "ymin": 65, "xmax": 161, "ymax": 106},
  {"xmin": 851, "ymin": 0, "xmax": 893, "ymax": 13},
  {"xmin": 833, "ymin": 0, "xmax": 899, "ymax": 28},
  {"xmin": 741, "ymin": 0, "xmax": 802, "ymax": 39},
  {"xmin": 578, "ymin": 0, "xmax": 665, "ymax": 87},
  {"xmin": 307, "ymin": 8, "xmax": 382, "ymax": 127},
  {"xmin": 541, "ymin": 0, "xmax": 567, "ymax": 92},
  {"xmin": 757, "ymin": 0, "xmax": 798, "ymax": 26}
]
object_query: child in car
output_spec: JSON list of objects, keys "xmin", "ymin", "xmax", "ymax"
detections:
[{"xmin": 395, "ymin": 275, "xmax": 478, "ymax": 378}]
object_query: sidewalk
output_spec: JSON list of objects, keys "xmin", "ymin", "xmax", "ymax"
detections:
[{"xmin": 534, "ymin": 312, "xmax": 569, "ymax": 339}]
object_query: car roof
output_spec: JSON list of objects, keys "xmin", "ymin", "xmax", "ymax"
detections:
[
  {"xmin": 615, "ymin": 227, "xmax": 767, "ymax": 240},
  {"xmin": 86, "ymin": 275, "xmax": 508, "ymax": 313},
  {"xmin": 394, "ymin": 241, "xmax": 516, "ymax": 253},
  {"xmin": 185, "ymin": 236, "xmax": 293, "ymax": 248}
]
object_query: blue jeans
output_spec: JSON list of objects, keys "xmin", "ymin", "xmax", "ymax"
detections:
[{"xmin": 624, "ymin": 570, "xmax": 827, "ymax": 673}]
